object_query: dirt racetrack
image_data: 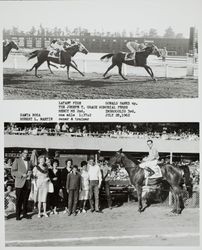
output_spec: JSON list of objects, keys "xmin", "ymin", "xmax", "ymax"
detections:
[
  {"xmin": 3, "ymin": 69, "xmax": 198, "ymax": 99},
  {"xmin": 5, "ymin": 203, "xmax": 199, "ymax": 247}
]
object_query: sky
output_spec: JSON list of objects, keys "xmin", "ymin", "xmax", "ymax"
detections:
[{"xmin": 0, "ymin": 0, "xmax": 201, "ymax": 37}]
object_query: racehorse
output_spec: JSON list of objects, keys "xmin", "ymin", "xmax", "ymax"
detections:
[
  {"xmin": 109, "ymin": 149, "xmax": 190, "ymax": 214},
  {"xmin": 100, "ymin": 45, "xmax": 161, "ymax": 81},
  {"xmin": 3, "ymin": 41, "xmax": 19, "ymax": 62},
  {"xmin": 26, "ymin": 42, "xmax": 88, "ymax": 79}
]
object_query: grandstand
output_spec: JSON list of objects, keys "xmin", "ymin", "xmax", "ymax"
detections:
[{"xmin": 4, "ymin": 122, "xmax": 199, "ymax": 166}]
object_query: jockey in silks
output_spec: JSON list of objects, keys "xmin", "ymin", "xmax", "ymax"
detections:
[
  {"xmin": 125, "ymin": 41, "xmax": 147, "ymax": 60},
  {"xmin": 48, "ymin": 38, "xmax": 76, "ymax": 64},
  {"xmin": 139, "ymin": 139, "xmax": 161, "ymax": 186}
]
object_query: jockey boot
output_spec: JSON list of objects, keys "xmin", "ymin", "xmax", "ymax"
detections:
[{"xmin": 126, "ymin": 52, "xmax": 135, "ymax": 60}]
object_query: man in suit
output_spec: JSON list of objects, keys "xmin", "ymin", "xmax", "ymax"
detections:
[{"xmin": 11, "ymin": 149, "xmax": 32, "ymax": 220}]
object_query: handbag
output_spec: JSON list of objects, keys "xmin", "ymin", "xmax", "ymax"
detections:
[{"xmin": 48, "ymin": 181, "xmax": 54, "ymax": 193}]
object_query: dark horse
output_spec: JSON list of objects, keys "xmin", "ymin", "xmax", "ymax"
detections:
[
  {"xmin": 109, "ymin": 149, "xmax": 190, "ymax": 214},
  {"xmin": 26, "ymin": 42, "xmax": 88, "ymax": 79},
  {"xmin": 3, "ymin": 41, "xmax": 19, "ymax": 62},
  {"xmin": 101, "ymin": 45, "xmax": 161, "ymax": 81}
]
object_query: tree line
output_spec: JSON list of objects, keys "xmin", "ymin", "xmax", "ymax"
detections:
[{"xmin": 3, "ymin": 25, "xmax": 184, "ymax": 38}]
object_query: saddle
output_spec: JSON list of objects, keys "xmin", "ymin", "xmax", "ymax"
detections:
[
  {"xmin": 48, "ymin": 50, "xmax": 63, "ymax": 64},
  {"xmin": 48, "ymin": 50, "xmax": 60, "ymax": 59},
  {"xmin": 144, "ymin": 164, "xmax": 162, "ymax": 179},
  {"xmin": 125, "ymin": 52, "xmax": 136, "ymax": 61}
]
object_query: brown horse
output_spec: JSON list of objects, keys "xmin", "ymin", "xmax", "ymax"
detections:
[
  {"xmin": 100, "ymin": 45, "xmax": 161, "ymax": 81},
  {"xmin": 3, "ymin": 41, "xmax": 19, "ymax": 62},
  {"xmin": 26, "ymin": 42, "xmax": 88, "ymax": 79},
  {"xmin": 109, "ymin": 149, "xmax": 190, "ymax": 214}
]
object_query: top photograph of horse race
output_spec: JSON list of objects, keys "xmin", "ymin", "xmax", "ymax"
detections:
[{"xmin": 1, "ymin": 0, "xmax": 200, "ymax": 100}]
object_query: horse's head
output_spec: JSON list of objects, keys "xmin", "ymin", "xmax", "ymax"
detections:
[
  {"xmin": 11, "ymin": 41, "xmax": 19, "ymax": 50},
  {"xmin": 109, "ymin": 148, "xmax": 125, "ymax": 168},
  {"xmin": 145, "ymin": 44, "xmax": 161, "ymax": 57},
  {"xmin": 77, "ymin": 42, "xmax": 88, "ymax": 55},
  {"xmin": 151, "ymin": 44, "xmax": 161, "ymax": 57}
]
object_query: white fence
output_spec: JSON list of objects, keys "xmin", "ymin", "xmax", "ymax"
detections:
[{"xmin": 4, "ymin": 52, "xmax": 198, "ymax": 78}]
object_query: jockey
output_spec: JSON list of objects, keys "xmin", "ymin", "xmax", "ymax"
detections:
[
  {"xmin": 126, "ymin": 41, "xmax": 146, "ymax": 60},
  {"xmin": 63, "ymin": 38, "xmax": 77, "ymax": 51},
  {"xmin": 50, "ymin": 39, "xmax": 64, "ymax": 50},
  {"xmin": 139, "ymin": 139, "xmax": 160, "ymax": 184},
  {"xmin": 3, "ymin": 39, "xmax": 9, "ymax": 47}
]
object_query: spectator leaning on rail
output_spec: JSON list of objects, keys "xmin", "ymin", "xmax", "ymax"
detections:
[
  {"xmin": 139, "ymin": 140, "xmax": 160, "ymax": 185},
  {"xmin": 87, "ymin": 157, "xmax": 102, "ymax": 213}
]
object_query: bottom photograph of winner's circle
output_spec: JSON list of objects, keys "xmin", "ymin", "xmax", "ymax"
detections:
[{"xmin": 4, "ymin": 122, "xmax": 199, "ymax": 246}]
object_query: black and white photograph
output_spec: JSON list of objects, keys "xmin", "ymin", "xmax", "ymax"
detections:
[
  {"xmin": 4, "ymin": 122, "xmax": 199, "ymax": 246},
  {"xmin": 2, "ymin": 0, "xmax": 199, "ymax": 99}
]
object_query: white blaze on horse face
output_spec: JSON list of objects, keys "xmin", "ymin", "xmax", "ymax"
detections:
[
  {"xmin": 79, "ymin": 43, "xmax": 88, "ymax": 54},
  {"xmin": 152, "ymin": 45, "xmax": 160, "ymax": 57},
  {"xmin": 12, "ymin": 41, "xmax": 19, "ymax": 50}
]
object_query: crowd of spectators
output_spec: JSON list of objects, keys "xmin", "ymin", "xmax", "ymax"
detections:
[
  {"xmin": 4, "ymin": 150, "xmax": 200, "ymax": 220},
  {"xmin": 4, "ymin": 151, "xmax": 114, "ymax": 220},
  {"xmin": 4, "ymin": 123, "xmax": 199, "ymax": 141}
]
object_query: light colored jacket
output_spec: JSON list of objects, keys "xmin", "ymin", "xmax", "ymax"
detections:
[{"xmin": 11, "ymin": 158, "xmax": 32, "ymax": 188}]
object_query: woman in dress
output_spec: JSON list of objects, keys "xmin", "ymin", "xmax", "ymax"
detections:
[
  {"xmin": 33, "ymin": 155, "xmax": 50, "ymax": 218},
  {"xmin": 79, "ymin": 161, "xmax": 90, "ymax": 213},
  {"xmin": 48, "ymin": 159, "xmax": 61, "ymax": 214}
]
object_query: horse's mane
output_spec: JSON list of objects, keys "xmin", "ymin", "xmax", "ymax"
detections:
[{"xmin": 122, "ymin": 153, "xmax": 139, "ymax": 168}]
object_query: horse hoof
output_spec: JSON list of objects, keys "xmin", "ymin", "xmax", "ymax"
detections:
[
  {"xmin": 104, "ymin": 75, "xmax": 111, "ymax": 79},
  {"xmin": 171, "ymin": 209, "xmax": 177, "ymax": 214},
  {"xmin": 36, "ymin": 75, "xmax": 42, "ymax": 78},
  {"xmin": 153, "ymin": 78, "xmax": 157, "ymax": 82}
]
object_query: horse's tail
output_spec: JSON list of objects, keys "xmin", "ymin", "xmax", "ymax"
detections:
[
  {"xmin": 27, "ymin": 50, "xmax": 39, "ymax": 60},
  {"xmin": 100, "ymin": 53, "xmax": 114, "ymax": 61}
]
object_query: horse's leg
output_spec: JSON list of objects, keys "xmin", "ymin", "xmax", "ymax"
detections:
[
  {"xmin": 103, "ymin": 63, "xmax": 116, "ymax": 78},
  {"xmin": 47, "ymin": 61, "xmax": 54, "ymax": 74},
  {"xmin": 144, "ymin": 65, "xmax": 156, "ymax": 81},
  {"xmin": 172, "ymin": 186, "xmax": 182, "ymax": 214},
  {"xmin": 147, "ymin": 65, "xmax": 156, "ymax": 81},
  {"xmin": 49, "ymin": 63, "xmax": 58, "ymax": 69},
  {"xmin": 66, "ymin": 66, "xmax": 72, "ymax": 80},
  {"xmin": 34, "ymin": 60, "xmax": 46, "ymax": 78},
  {"xmin": 69, "ymin": 62, "xmax": 84, "ymax": 77},
  {"xmin": 136, "ymin": 185, "xmax": 143, "ymax": 212},
  {"xmin": 117, "ymin": 64, "xmax": 127, "ymax": 80},
  {"xmin": 26, "ymin": 63, "xmax": 36, "ymax": 72},
  {"xmin": 170, "ymin": 187, "xmax": 177, "ymax": 213}
]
